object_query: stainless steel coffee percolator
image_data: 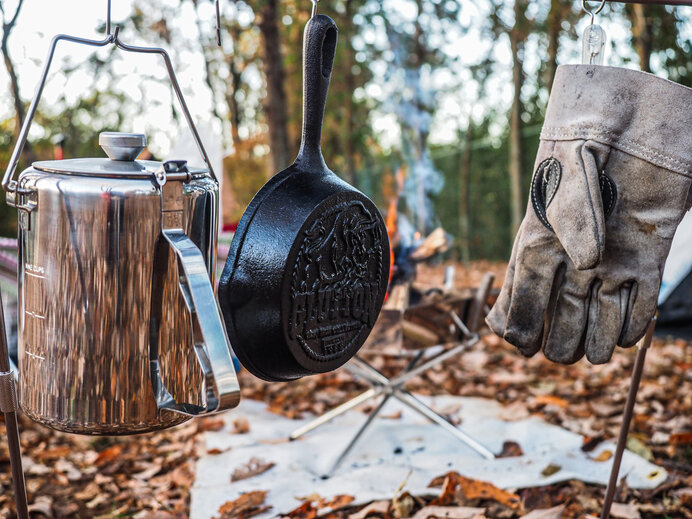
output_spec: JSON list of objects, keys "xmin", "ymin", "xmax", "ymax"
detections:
[{"xmin": 2, "ymin": 23, "xmax": 240, "ymax": 435}]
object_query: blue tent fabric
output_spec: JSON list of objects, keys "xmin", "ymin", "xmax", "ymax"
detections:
[{"xmin": 658, "ymin": 210, "xmax": 692, "ymax": 324}]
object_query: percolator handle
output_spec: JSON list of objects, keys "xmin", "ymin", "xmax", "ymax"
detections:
[
  {"xmin": 149, "ymin": 162, "xmax": 240, "ymax": 417},
  {"xmin": 2, "ymin": 27, "xmax": 218, "ymax": 203}
]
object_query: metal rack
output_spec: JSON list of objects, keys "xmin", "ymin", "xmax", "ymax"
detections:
[{"xmin": 1, "ymin": 0, "xmax": 689, "ymax": 518}]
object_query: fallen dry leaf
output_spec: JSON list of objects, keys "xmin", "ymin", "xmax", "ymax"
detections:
[
  {"xmin": 534, "ymin": 395, "xmax": 568, "ymax": 408},
  {"xmin": 592, "ymin": 450, "xmax": 613, "ymax": 462},
  {"xmin": 323, "ymin": 495, "xmax": 356, "ymax": 510},
  {"xmin": 411, "ymin": 505, "xmax": 485, "ymax": 519},
  {"xmin": 215, "ymin": 490, "xmax": 271, "ymax": 519},
  {"xmin": 349, "ymin": 500, "xmax": 390, "ymax": 519},
  {"xmin": 540, "ymin": 464, "xmax": 562, "ymax": 477},
  {"xmin": 672, "ymin": 487, "xmax": 692, "ymax": 506},
  {"xmin": 231, "ymin": 457, "xmax": 276, "ymax": 482},
  {"xmin": 428, "ymin": 472, "xmax": 520, "ymax": 510},
  {"xmin": 208, "ymin": 448, "xmax": 229, "ymax": 455},
  {"xmin": 609, "ymin": 502, "xmax": 641, "ymax": 519},
  {"xmin": 518, "ymin": 505, "xmax": 565, "ymax": 519},
  {"xmin": 581, "ymin": 435, "xmax": 605, "ymax": 452},
  {"xmin": 233, "ymin": 417, "xmax": 251, "ymax": 434},
  {"xmin": 669, "ymin": 432, "xmax": 692, "ymax": 445},
  {"xmin": 497, "ymin": 441, "xmax": 524, "ymax": 458},
  {"xmin": 284, "ymin": 500, "xmax": 318, "ymax": 519},
  {"xmin": 392, "ymin": 491, "xmax": 416, "ymax": 519},
  {"xmin": 199, "ymin": 417, "xmax": 226, "ymax": 432},
  {"xmin": 36, "ymin": 445, "xmax": 71, "ymax": 461},
  {"xmin": 290, "ymin": 494, "xmax": 355, "ymax": 518},
  {"xmin": 94, "ymin": 445, "xmax": 123, "ymax": 465}
]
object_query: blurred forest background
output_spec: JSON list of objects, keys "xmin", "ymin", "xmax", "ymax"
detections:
[{"xmin": 0, "ymin": 0, "xmax": 690, "ymax": 261}]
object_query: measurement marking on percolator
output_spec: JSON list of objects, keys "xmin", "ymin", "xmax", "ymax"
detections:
[{"xmin": 25, "ymin": 351, "xmax": 46, "ymax": 361}]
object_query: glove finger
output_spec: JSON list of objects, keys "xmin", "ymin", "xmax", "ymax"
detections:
[
  {"xmin": 542, "ymin": 272, "xmax": 592, "ymax": 364},
  {"xmin": 503, "ymin": 241, "xmax": 564, "ymax": 357},
  {"xmin": 619, "ymin": 278, "xmax": 659, "ymax": 348},
  {"xmin": 584, "ymin": 281, "xmax": 628, "ymax": 364},
  {"xmin": 486, "ymin": 226, "xmax": 523, "ymax": 338}
]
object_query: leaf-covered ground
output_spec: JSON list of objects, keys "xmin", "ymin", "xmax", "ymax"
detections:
[{"xmin": 1, "ymin": 262, "xmax": 690, "ymax": 518}]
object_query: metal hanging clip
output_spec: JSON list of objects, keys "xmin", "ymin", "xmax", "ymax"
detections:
[
  {"xmin": 310, "ymin": 0, "xmax": 320, "ymax": 19},
  {"xmin": 581, "ymin": 0, "xmax": 607, "ymax": 65}
]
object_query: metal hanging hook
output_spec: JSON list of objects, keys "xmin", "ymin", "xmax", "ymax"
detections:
[
  {"xmin": 582, "ymin": 0, "xmax": 606, "ymax": 25},
  {"xmin": 310, "ymin": 0, "xmax": 320, "ymax": 19}
]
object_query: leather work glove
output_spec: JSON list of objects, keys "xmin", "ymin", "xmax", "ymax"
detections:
[{"xmin": 487, "ymin": 65, "xmax": 692, "ymax": 365}]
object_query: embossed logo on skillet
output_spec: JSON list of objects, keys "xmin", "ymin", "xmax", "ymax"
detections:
[{"xmin": 285, "ymin": 200, "xmax": 385, "ymax": 362}]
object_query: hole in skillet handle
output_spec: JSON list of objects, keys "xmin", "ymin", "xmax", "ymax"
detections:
[{"xmin": 321, "ymin": 27, "xmax": 337, "ymax": 79}]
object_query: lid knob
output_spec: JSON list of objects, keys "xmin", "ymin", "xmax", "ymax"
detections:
[{"xmin": 99, "ymin": 132, "xmax": 147, "ymax": 161}]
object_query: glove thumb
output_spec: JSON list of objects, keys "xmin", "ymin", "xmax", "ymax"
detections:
[{"xmin": 531, "ymin": 140, "xmax": 614, "ymax": 270}]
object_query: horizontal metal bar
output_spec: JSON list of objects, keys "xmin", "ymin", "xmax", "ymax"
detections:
[{"xmin": 606, "ymin": 0, "xmax": 692, "ymax": 5}]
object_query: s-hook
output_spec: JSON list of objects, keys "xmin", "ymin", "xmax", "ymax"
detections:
[
  {"xmin": 311, "ymin": 0, "xmax": 320, "ymax": 18},
  {"xmin": 581, "ymin": 0, "xmax": 607, "ymax": 65},
  {"xmin": 582, "ymin": 0, "xmax": 607, "ymax": 25}
]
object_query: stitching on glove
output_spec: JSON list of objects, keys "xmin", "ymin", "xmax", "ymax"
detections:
[
  {"xmin": 600, "ymin": 172, "xmax": 617, "ymax": 217},
  {"xmin": 541, "ymin": 126, "xmax": 692, "ymax": 177},
  {"xmin": 531, "ymin": 158, "xmax": 560, "ymax": 232}
]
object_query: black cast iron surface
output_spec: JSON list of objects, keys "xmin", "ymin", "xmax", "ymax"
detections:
[{"xmin": 219, "ymin": 15, "xmax": 389, "ymax": 382}]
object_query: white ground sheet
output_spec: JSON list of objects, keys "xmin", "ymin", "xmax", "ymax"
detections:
[{"xmin": 191, "ymin": 396, "xmax": 666, "ymax": 519}]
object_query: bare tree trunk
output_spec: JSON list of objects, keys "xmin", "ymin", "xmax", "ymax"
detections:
[
  {"xmin": 509, "ymin": 0, "xmax": 527, "ymax": 236},
  {"xmin": 1, "ymin": 0, "xmax": 27, "ymax": 141},
  {"xmin": 257, "ymin": 0, "xmax": 291, "ymax": 173},
  {"xmin": 458, "ymin": 124, "xmax": 473, "ymax": 265},
  {"xmin": 413, "ymin": 0, "xmax": 430, "ymax": 235},
  {"xmin": 225, "ymin": 24, "xmax": 244, "ymax": 148},
  {"xmin": 629, "ymin": 4, "xmax": 652, "ymax": 72},
  {"xmin": 192, "ymin": 0, "xmax": 222, "ymax": 124},
  {"xmin": 225, "ymin": 62, "xmax": 243, "ymax": 147},
  {"xmin": 545, "ymin": 0, "xmax": 562, "ymax": 90}
]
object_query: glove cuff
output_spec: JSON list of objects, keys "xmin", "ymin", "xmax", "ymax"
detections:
[{"xmin": 541, "ymin": 65, "xmax": 692, "ymax": 178}]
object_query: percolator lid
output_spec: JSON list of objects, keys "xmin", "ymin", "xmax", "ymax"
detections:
[{"xmin": 32, "ymin": 131, "xmax": 208, "ymax": 178}]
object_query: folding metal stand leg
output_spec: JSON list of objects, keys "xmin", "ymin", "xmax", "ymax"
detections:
[
  {"xmin": 600, "ymin": 318, "xmax": 656, "ymax": 519},
  {"xmin": 0, "ymin": 292, "xmax": 29, "ymax": 519},
  {"xmin": 323, "ymin": 351, "xmax": 426, "ymax": 476},
  {"xmin": 289, "ymin": 388, "xmax": 380, "ymax": 441},
  {"xmin": 348, "ymin": 354, "xmax": 495, "ymax": 459},
  {"xmin": 325, "ymin": 391, "xmax": 394, "ymax": 476}
]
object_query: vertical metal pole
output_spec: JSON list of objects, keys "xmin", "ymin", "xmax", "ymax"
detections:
[
  {"xmin": 215, "ymin": 0, "xmax": 222, "ymax": 46},
  {"xmin": 600, "ymin": 318, "xmax": 656, "ymax": 519},
  {"xmin": 0, "ymin": 291, "xmax": 29, "ymax": 519},
  {"xmin": 106, "ymin": 0, "xmax": 112, "ymax": 36}
]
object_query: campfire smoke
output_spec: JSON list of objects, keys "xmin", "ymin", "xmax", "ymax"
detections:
[{"xmin": 383, "ymin": 20, "xmax": 444, "ymax": 237}]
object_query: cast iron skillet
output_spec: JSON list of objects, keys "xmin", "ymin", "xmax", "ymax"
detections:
[{"xmin": 218, "ymin": 14, "xmax": 390, "ymax": 382}]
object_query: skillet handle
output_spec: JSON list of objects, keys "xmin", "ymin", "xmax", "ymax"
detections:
[
  {"xmin": 149, "ymin": 162, "xmax": 240, "ymax": 417},
  {"xmin": 298, "ymin": 14, "xmax": 338, "ymax": 164}
]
